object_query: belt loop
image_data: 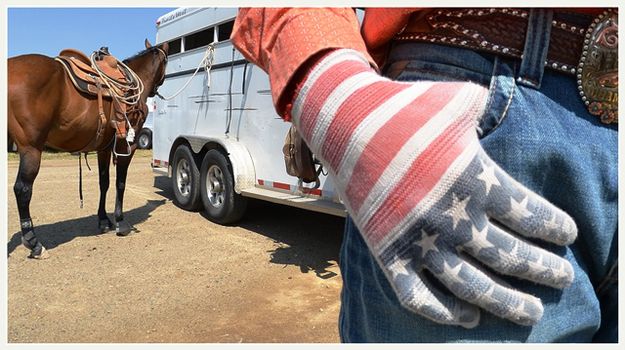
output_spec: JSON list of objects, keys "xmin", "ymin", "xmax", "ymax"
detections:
[{"xmin": 517, "ymin": 8, "xmax": 553, "ymax": 89}]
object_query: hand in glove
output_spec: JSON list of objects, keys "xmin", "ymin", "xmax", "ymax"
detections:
[{"xmin": 290, "ymin": 49, "xmax": 577, "ymax": 328}]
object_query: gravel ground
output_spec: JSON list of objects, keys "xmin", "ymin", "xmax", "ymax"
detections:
[{"xmin": 6, "ymin": 151, "xmax": 345, "ymax": 343}]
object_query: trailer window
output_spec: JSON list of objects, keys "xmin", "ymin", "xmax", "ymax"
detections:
[
  {"xmin": 185, "ymin": 27, "xmax": 214, "ymax": 51},
  {"xmin": 167, "ymin": 38, "xmax": 182, "ymax": 55},
  {"xmin": 217, "ymin": 20, "xmax": 234, "ymax": 42}
]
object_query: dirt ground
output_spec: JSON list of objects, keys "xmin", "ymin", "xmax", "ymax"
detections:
[{"xmin": 6, "ymin": 151, "xmax": 345, "ymax": 343}]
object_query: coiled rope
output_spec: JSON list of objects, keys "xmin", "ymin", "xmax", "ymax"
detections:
[
  {"xmin": 156, "ymin": 44, "xmax": 215, "ymax": 100},
  {"xmin": 90, "ymin": 52, "xmax": 145, "ymax": 157},
  {"xmin": 90, "ymin": 51, "xmax": 145, "ymax": 104}
]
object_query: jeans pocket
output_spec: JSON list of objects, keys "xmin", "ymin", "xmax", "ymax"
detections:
[{"xmin": 385, "ymin": 47, "xmax": 518, "ymax": 138}]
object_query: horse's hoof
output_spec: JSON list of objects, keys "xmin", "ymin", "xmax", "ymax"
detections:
[
  {"xmin": 98, "ymin": 218, "xmax": 114, "ymax": 233},
  {"xmin": 115, "ymin": 220, "xmax": 134, "ymax": 236},
  {"xmin": 28, "ymin": 245, "xmax": 49, "ymax": 260}
]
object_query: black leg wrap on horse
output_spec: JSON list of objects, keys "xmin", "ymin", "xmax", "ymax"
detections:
[
  {"xmin": 19, "ymin": 219, "xmax": 47, "ymax": 259},
  {"xmin": 20, "ymin": 218, "xmax": 38, "ymax": 250},
  {"xmin": 20, "ymin": 218, "xmax": 33, "ymax": 230}
]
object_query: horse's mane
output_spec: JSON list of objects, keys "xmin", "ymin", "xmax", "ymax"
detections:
[{"xmin": 123, "ymin": 46, "xmax": 159, "ymax": 64}]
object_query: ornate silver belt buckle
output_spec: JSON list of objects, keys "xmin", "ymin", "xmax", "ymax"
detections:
[{"xmin": 577, "ymin": 9, "xmax": 618, "ymax": 124}]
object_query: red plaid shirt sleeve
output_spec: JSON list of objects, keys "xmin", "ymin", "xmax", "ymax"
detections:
[{"xmin": 231, "ymin": 8, "xmax": 416, "ymax": 116}]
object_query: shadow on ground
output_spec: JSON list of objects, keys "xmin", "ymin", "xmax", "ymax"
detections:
[
  {"xmin": 154, "ymin": 175, "xmax": 345, "ymax": 279},
  {"xmin": 236, "ymin": 199, "xmax": 345, "ymax": 279},
  {"xmin": 7, "ymin": 199, "xmax": 166, "ymax": 257}
]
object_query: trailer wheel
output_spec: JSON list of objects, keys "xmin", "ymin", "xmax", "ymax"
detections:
[
  {"xmin": 171, "ymin": 145, "xmax": 201, "ymax": 211},
  {"xmin": 200, "ymin": 150, "xmax": 247, "ymax": 224},
  {"xmin": 137, "ymin": 128, "xmax": 152, "ymax": 149}
]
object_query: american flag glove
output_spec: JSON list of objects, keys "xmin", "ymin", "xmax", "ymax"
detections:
[{"xmin": 291, "ymin": 49, "xmax": 577, "ymax": 328}]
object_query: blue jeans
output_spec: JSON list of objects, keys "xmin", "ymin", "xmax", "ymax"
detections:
[{"xmin": 338, "ymin": 13, "xmax": 618, "ymax": 343}]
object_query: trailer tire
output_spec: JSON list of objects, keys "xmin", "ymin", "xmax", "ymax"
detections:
[
  {"xmin": 137, "ymin": 129, "xmax": 152, "ymax": 149},
  {"xmin": 171, "ymin": 145, "xmax": 202, "ymax": 211},
  {"xmin": 200, "ymin": 150, "xmax": 247, "ymax": 224}
]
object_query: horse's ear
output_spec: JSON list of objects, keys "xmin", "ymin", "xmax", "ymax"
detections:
[
  {"xmin": 145, "ymin": 39, "xmax": 152, "ymax": 49},
  {"xmin": 161, "ymin": 41, "xmax": 169, "ymax": 54}
]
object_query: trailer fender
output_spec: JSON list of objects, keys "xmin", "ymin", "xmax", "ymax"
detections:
[{"xmin": 183, "ymin": 135, "xmax": 256, "ymax": 194}]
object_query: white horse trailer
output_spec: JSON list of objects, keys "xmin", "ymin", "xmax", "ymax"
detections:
[{"xmin": 152, "ymin": 8, "xmax": 345, "ymax": 223}]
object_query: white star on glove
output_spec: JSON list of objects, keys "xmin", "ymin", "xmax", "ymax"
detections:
[
  {"xmin": 415, "ymin": 230, "xmax": 440, "ymax": 258},
  {"xmin": 388, "ymin": 256, "xmax": 412, "ymax": 279},
  {"xmin": 444, "ymin": 194, "xmax": 472, "ymax": 230},
  {"xmin": 477, "ymin": 160, "xmax": 501, "ymax": 195},
  {"xmin": 509, "ymin": 196, "xmax": 533, "ymax": 220},
  {"xmin": 467, "ymin": 224, "xmax": 496, "ymax": 251}
]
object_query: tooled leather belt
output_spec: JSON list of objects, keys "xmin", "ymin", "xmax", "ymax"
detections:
[{"xmin": 395, "ymin": 8, "xmax": 618, "ymax": 124}]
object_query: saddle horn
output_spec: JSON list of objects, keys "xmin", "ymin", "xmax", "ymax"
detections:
[{"xmin": 95, "ymin": 47, "xmax": 110, "ymax": 61}]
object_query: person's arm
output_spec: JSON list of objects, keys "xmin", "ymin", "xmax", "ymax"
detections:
[
  {"xmin": 232, "ymin": 8, "xmax": 374, "ymax": 118},
  {"xmin": 232, "ymin": 9, "xmax": 578, "ymax": 328}
]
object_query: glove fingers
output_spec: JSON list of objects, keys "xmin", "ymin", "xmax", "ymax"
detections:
[
  {"xmin": 463, "ymin": 222, "xmax": 574, "ymax": 288},
  {"xmin": 428, "ymin": 255, "xmax": 544, "ymax": 326},
  {"xmin": 478, "ymin": 152, "xmax": 577, "ymax": 245},
  {"xmin": 393, "ymin": 267, "xmax": 480, "ymax": 329}
]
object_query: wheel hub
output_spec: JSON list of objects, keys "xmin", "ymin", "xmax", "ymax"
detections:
[
  {"xmin": 176, "ymin": 159, "xmax": 191, "ymax": 196},
  {"xmin": 206, "ymin": 165, "xmax": 225, "ymax": 208},
  {"xmin": 139, "ymin": 134, "xmax": 149, "ymax": 147}
]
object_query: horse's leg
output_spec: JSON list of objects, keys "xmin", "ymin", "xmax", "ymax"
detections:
[
  {"xmin": 13, "ymin": 147, "xmax": 49, "ymax": 259},
  {"xmin": 96, "ymin": 149, "xmax": 113, "ymax": 232},
  {"xmin": 113, "ymin": 152, "xmax": 135, "ymax": 236}
]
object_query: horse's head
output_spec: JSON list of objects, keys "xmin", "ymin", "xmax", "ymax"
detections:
[
  {"xmin": 123, "ymin": 39, "xmax": 169, "ymax": 99},
  {"xmin": 119, "ymin": 40, "xmax": 169, "ymax": 131},
  {"xmin": 144, "ymin": 39, "xmax": 169, "ymax": 98}
]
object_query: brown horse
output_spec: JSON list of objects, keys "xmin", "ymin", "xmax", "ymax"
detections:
[{"xmin": 8, "ymin": 39, "xmax": 169, "ymax": 259}]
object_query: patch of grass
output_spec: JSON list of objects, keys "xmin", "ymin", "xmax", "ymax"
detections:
[{"xmin": 7, "ymin": 149, "xmax": 153, "ymax": 161}]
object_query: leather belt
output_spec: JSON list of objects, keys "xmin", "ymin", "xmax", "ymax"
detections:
[
  {"xmin": 395, "ymin": 8, "xmax": 618, "ymax": 124},
  {"xmin": 396, "ymin": 8, "xmax": 590, "ymax": 75}
]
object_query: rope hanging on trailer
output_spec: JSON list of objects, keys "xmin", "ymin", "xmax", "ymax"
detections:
[
  {"xmin": 156, "ymin": 44, "xmax": 215, "ymax": 101},
  {"xmin": 225, "ymin": 47, "xmax": 235, "ymax": 136}
]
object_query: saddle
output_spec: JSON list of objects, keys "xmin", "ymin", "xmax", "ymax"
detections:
[{"xmin": 55, "ymin": 47, "xmax": 134, "ymax": 147}]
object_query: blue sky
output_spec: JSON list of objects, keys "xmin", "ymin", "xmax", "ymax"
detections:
[{"xmin": 8, "ymin": 8, "xmax": 176, "ymax": 59}]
